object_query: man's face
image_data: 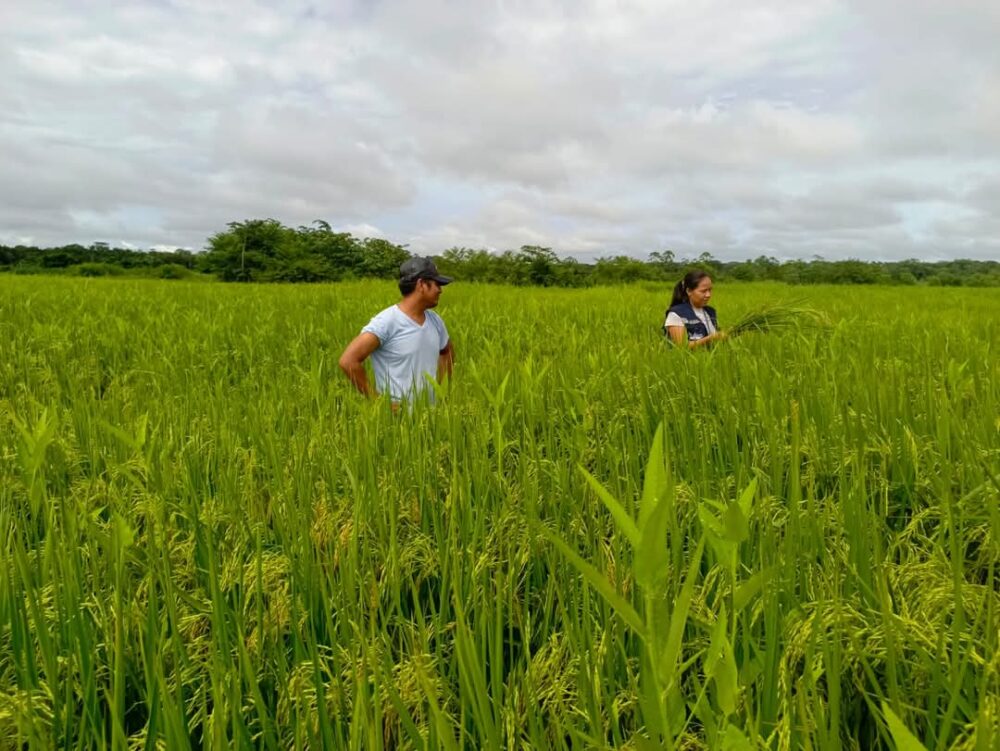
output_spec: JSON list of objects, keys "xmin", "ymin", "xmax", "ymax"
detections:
[{"xmin": 418, "ymin": 278, "xmax": 442, "ymax": 307}]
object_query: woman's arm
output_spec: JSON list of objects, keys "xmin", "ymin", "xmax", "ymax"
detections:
[
  {"xmin": 689, "ymin": 330, "xmax": 726, "ymax": 349},
  {"xmin": 667, "ymin": 326, "xmax": 726, "ymax": 349}
]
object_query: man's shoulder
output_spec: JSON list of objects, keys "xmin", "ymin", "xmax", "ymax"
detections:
[
  {"xmin": 369, "ymin": 304, "xmax": 403, "ymax": 324},
  {"xmin": 362, "ymin": 305, "xmax": 403, "ymax": 340},
  {"xmin": 378, "ymin": 303, "xmax": 403, "ymax": 317}
]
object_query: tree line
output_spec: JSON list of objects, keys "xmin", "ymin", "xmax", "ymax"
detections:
[{"xmin": 3, "ymin": 218, "xmax": 998, "ymax": 287}]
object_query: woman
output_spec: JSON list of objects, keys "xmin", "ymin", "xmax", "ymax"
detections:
[{"xmin": 664, "ymin": 270, "xmax": 726, "ymax": 349}]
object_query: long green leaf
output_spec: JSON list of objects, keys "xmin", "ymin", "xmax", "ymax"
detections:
[
  {"xmin": 635, "ymin": 486, "xmax": 673, "ymax": 590},
  {"xmin": 733, "ymin": 567, "xmax": 773, "ymax": 613},
  {"xmin": 737, "ymin": 477, "xmax": 758, "ymax": 517},
  {"xmin": 539, "ymin": 526, "xmax": 645, "ymax": 637},
  {"xmin": 882, "ymin": 703, "xmax": 928, "ymax": 751},
  {"xmin": 720, "ymin": 725, "xmax": 755, "ymax": 751},
  {"xmin": 579, "ymin": 466, "xmax": 641, "ymax": 548},
  {"xmin": 705, "ymin": 605, "xmax": 738, "ymax": 716},
  {"xmin": 657, "ymin": 537, "xmax": 706, "ymax": 686},
  {"xmin": 640, "ymin": 422, "xmax": 667, "ymax": 529}
]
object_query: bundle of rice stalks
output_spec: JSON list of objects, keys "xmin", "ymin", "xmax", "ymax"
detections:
[{"xmin": 726, "ymin": 301, "xmax": 831, "ymax": 337}]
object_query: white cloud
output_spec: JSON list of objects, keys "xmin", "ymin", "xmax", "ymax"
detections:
[{"xmin": 0, "ymin": 0, "xmax": 998, "ymax": 259}]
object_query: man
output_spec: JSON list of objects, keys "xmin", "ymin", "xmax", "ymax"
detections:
[{"xmin": 339, "ymin": 256, "xmax": 455, "ymax": 406}]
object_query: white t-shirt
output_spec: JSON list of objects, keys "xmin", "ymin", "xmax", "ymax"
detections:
[
  {"xmin": 362, "ymin": 305, "xmax": 449, "ymax": 402},
  {"xmin": 664, "ymin": 307, "xmax": 716, "ymax": 336}
]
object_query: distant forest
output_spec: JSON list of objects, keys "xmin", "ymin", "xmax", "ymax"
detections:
[{"xmin": 3, "ymin": 218, "xmax": 998, "ymax": 287}]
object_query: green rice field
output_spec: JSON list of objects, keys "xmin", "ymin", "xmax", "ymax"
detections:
[{"xmin": 1, "ymin": 276, "xmax": 998, "ymax": 749}]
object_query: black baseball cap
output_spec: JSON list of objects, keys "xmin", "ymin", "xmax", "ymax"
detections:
[{"xmin": 399, "ymin": 256, "xmax": 452, "ymax": 285}]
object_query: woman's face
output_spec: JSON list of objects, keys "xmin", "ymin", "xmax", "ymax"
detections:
[{"xmin": 688, "ymin": 276, "xmax": 713, "ymax": 307}]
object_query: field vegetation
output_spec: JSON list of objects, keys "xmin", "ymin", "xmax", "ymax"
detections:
[
  {"xmin": 4, "ymin": 221, "xmax": 1000, "ymax": 287},
  {"xmin": 1, "ymin": 276, "xmax": 997, "ymax": 749}
]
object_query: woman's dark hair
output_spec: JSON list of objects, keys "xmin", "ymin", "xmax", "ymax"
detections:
[{"xmin": 670, "ymin": 270, "xmax": 711, "ymax": 307}]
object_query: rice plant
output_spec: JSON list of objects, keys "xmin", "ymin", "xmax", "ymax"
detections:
[
  {"xmin": 0, "ymin": 276, "xmax": 997, "ymax": 749},
  {"xmin": 725, "ymin": 301, "xmax": 830, "ymax": 338}
]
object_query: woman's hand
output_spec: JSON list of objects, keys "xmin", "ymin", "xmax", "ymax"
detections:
[
  {"xmin": 668, "ymin": 326, "xmax": 727, "ymax": 349},
  {"xmin": 689, "ymin": 330, "xmax": 727, "ymax": 349}
]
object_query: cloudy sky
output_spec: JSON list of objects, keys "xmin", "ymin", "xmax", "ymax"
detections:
[{"xmin": 2, "ymin": 0, "xmax": 998, "ymax": 260}]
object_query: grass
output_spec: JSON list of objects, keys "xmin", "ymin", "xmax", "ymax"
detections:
[{"xmin": 0, "ymin": 276, "xmax": 997, "ymax": 749}]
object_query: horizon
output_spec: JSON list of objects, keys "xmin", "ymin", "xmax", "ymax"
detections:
[{"xmin": 5, "ymin": 234, "xmax": 998, "ymax": 268}]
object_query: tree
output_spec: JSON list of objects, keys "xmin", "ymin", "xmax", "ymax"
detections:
[
  {"xmin": 438, "ymin": 247, "xmax": 498, "ymax": 282},
  {"xmin": 359, "ymin": 238, "xmax": 410, "ymax": 278},
  {"xmin": 202, "ymin": 219, "xmax": 298, "ymax": 281},
  {"xmin": 696, "ymin": 251, "xmax": 720, "ymax": 276},
  {"xmin": 518, "ymin": 246, "xmax": 559, "ymax": 286},
  {"xmin": 297, "ymin": 222, "xmax": 359, "ymax": 279},
  {"xmin": 595, "ymin": 255, "xmax": 650, "ymax": 284},
  {"xmin": 648, "ymin": 250, "xmax": 678, "ymax": 278}
]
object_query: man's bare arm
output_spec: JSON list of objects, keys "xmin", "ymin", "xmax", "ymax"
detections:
[
  {"xmin": 438, "ymin": 339, "xmax": 454, "ymax": 381},
  {"xmin": 338, "ymin": 332, "xmax": 380, "ymax": 396}
]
